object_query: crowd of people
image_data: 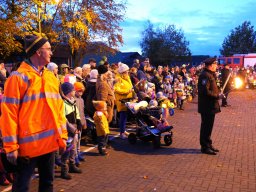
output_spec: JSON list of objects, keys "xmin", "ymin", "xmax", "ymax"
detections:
[{"xmin": 0, "ymin": 34, "xmax": 254, "ymax": 191}]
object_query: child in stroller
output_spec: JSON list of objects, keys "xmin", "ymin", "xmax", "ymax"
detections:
[{"xmin": 125, "ymin": 100, "xmax": 173, "ymax": 148}]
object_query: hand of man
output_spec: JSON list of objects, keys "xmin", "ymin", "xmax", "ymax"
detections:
[
  {"xmin": 6, "ymin": 150, "xmax": 18, "ymax": 165},
  {"xmin": 218, "ymin": 93, "xmax": 226, "ymax": 99}
]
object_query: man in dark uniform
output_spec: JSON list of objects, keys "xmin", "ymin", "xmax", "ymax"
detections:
[
  {"xmin": 220, "ymin": 64, "xmax": 232, "ymax": 107},
  {"xmin": 198, "ymin": 58, "xmax": 225, "ymax": 155}
]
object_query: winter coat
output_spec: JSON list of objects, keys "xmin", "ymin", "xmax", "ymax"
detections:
[
  {"xmin": 0, "ymin": 61, "xmax": 67, "ymax": 157},
  {"xmin": 93, "ymin": 111, "xmax": 110, "ymax": 136},
  {"xmin": 220, "ymin": 68, "xmax": 232, "ymax": 92},
  {"xmin": 96, "ymin": 77, "xmax": 115, "ymax": 122},
  {"xmin": 83, "ymin": 81, "xmax": 97, "ymax": 118},
  {"xmin": 130, "ymin": 72, "xmax": 139, "ymax": 86},
  {"xmin": 63, "ymin": 98, "xmax": 81, "ymax": 137},
  {"xmin": 114, "ymin": 74, "xmax": 133, "ymax": 112},
  {"xmin": 137, "ymin": 65, "xmax": 147, "ymax": 80},
  {"xmin": 75, "ymin": 95, "xmax": 86, "ymax": 128}
]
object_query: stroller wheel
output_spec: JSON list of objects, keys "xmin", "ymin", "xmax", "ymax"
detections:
[
  {"xmin": 164, "ymin": 135, "xmax": 173, "ymax": 146},
  {"xmin": 128, "ymin": 133, "xmax": 137, "ymax": 144},
  {"xmin": 153, "ymin": 136, "xmax": 161, "ymax": 148}
]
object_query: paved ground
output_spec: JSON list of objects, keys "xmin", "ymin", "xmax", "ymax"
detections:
[{"xmin": 1, "ymin": 89, "xmax": 256, "ymax": 192}]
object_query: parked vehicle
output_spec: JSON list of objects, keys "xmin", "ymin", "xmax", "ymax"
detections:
[{"xmin": 218, "ymin": 53, "xmax": 256, "ymax": 69}]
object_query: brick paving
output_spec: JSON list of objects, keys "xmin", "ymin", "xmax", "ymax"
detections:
[{"xmin": 1, "ymin": 89, "xmax": 256, "ymax": 192}]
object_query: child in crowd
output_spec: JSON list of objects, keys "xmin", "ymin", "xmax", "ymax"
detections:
[
  {"xmin": 92, "ymin": 101, "xmax": 110, "ymax": 156},
  {"xmin": 74, "ymin": 82, "xmax": 87, "ymax": 166},
  {"xmin": 175, "ymin": 75, "xmax": 186, "ymax": 110},
  {"xmin": 61, "ymin": 82, "xmax": 82, "ymax": 180},
  {"xmin": 163, "ymin": 75, "xmax": 174, "ymax": 101}
]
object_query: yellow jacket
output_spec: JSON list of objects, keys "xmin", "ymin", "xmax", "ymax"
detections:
[
  {"xmin": 93, "ymin": 111, "xmax": 109, "ymax": 136},
  {"xmin": 114, "ymin": 75, "xmax": 133, "ymax": 112},
  {"xmin": 0, "ymin": 61, "xmax": 67, "ymax": 158}
]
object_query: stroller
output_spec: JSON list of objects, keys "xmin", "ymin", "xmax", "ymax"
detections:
[
  {"xmin": 81, "ymin": 116, "xmax": 98, "ymax": 145},
  {"xmin": 125, "ymin": 101, "xmax": 173, "ymax": 148}
]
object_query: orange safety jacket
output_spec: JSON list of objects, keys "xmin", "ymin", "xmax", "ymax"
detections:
[{"xmin": 0, "ymin": 61, "xmax": 68, "ymax": 158}]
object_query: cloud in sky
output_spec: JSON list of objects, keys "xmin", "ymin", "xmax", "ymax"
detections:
[{"xmin": 119, "ymin": 0, "xmax": 256, "ymax": 56}]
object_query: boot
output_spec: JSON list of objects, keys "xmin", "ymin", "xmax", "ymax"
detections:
[
  {"xmin": 69, "ymin": 164, "xmax": 82, "ymax": 173},
  {"xmin": 61, "ymin": 164, "xmax": 72, "ymax": 180},
  {"xmin": 98, "ymin": 147, "xmax": 108, "ymax": 156}
]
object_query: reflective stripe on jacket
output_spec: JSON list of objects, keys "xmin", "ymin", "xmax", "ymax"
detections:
[{"xmin": 0, "ymin": 61, "xmax": 68, "ymax": 157}]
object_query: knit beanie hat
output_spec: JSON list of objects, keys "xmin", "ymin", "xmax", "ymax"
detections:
[
  {"xmin": 74, "ymin": 82, "xmax": 85, "ymax": 92},
  {"xmin": 92, "ymin": 100, "xmax": 106, "ymax": 111},
  {"xmin": 61, "ymin": 82, "xmax": 74, "ymax": 95},
  {"xmin": 47, "ymin": 62, "xmax": 58, "ymax": 72},
  {"xmin": 118, "ymin": 62, "xmax": 129, "ymax": 74},
  {"xmin": 24, "ymin": 35, "xmax": 48, "ymax": 58},
  {"xmin": 97, "ymin": 65, "xmax": 108, "ymax": 75},
  {"xmin": 64, "ymin": 74, "xmax": 76, "ymax": 84}
]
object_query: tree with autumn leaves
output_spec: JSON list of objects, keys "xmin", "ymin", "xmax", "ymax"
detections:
[{"xmin": 0, "ymin": 0, "xmax": 126, "ymax": 66}]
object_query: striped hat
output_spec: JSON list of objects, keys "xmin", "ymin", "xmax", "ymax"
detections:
[{"xmin": 24, "ymin": 35, "xmax": 48, "ymax": 58}]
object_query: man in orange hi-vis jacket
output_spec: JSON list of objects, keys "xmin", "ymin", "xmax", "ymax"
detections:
[{"xmin": 0, "ymin": 35, "xmax": 68, "ymax": 192}]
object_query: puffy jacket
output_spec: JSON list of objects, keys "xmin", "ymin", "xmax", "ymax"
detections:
[
  {"xmin": 114, "ymin": 74, "xmax": 133, "ymax": 112},
  {"xmin": 93, "ymin": 111, "xmax": 109, "ymax": 136},
  {"xmin": 0, "ymin": 61, "xmax": 68, "ymax": 158}
]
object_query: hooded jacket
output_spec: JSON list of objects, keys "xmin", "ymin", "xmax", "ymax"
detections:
[{"xmin": 114, "ymin": 74, "xmax": 133, "ymax": 112}]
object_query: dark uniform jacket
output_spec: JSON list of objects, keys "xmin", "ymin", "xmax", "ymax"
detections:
[
  {"xmin": 83, "ymin": 81, "xmax": 97, "ymax": 118},
  {"xmin": 198, "ymin": 68, "xmax": 221, "ymax": 114},
  {"xmin": 221, "ymin": 68, "xmax": 232, "ymax": 92}
]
